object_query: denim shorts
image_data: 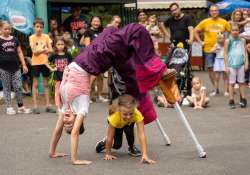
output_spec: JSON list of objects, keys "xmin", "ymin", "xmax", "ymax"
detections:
[{"xmin": 204, "ymin": 53, "xmax": 216, "ymax": 68}]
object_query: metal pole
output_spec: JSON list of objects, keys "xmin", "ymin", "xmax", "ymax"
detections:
[
  {"xmin": 155, "ymin": 118, "xmax": 171, "ymax": 146},
  {"xmin": 174, "ymin": 102, "xmax": 206, "ymax": 158},
  {"xmin": 35, "ymin": 0, "xmax": 48, "ymax": 33}
]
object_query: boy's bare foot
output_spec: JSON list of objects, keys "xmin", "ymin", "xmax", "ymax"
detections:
[
  {"xmin": 161, "ymin": 68, "xmax": 177, "ymax": 80},
  {"xmin": 72, "ymin": 160, "xmax": 92, "ymax": 165}
]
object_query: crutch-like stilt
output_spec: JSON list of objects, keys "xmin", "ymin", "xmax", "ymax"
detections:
[
  {"xmin": 159, "ymin": 73, "xmax": 206, "ymax": 158},
  {"xmin": 174, "ymin": 102, "xmax": 206, "ymax": 158},
  {"xmin": 155, "ymin": 118, "xmax": 171, "ymax": 146}
]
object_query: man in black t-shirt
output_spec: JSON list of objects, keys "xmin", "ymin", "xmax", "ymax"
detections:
[
  {"xmin": 63, "ymin": 7, "xmax": 88, "ymax": 47},
  {"xmin": 161, "ymin": 3, "xmax": 194, "ymax": 49}
]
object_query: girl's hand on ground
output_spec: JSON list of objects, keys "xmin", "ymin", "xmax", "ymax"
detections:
[
  {"xmin": 140, "ymin": 156, "xmax": 156, "ymax": 164},
  {"xmin": 103, "ymin": 154, "xmax": 117, "ymax": 160},
  {"xmin": 49, "ymin": 152, "xmax": 68, "ymax": 158},
  {"xmin": 72, "ymin": 160, "xmax": 92, "ymax": 165}
]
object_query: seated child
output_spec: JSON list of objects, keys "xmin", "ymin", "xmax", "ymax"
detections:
[
  {"xmin": 153, "ymin": 87, "xmax": 173, "ymax": 108},
  {"xmin": 186, "ymin": 77, "xmax": 210, "ymax": 109},
  {"xmin": 95, "ymin": 94, "xmax": 156, "ymax": 164}
]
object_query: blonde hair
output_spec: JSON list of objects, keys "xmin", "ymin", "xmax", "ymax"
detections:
[
  {"xmin": 231, "ymin": 9, "xmax": 243, "ymax": 22},
  {"xmin": 118, "ymin": 94, "xmax": 137, "ymax": 108},
  {"xmin": 0, "ymin": 20, "xmax": 11, "ymax": 29},
  {"xmin": 108, "ymin": 94, "xmax": 137, "ymax": 115},
  {"xmin": 192, "ymin": 76, "xmax": 201, "ymax": 85}
]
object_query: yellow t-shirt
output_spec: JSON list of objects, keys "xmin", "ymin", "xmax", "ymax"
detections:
[
  {"xmin": 108, "ymin": 108, "xmax": 144, "ymax": 128},
  {"xmin": 195, "ymin": 18, "xmax": 231, "ymax": 53},
  {"xmin": 29, "ymin": 34, "xmax": 51, "ymax": 65}
]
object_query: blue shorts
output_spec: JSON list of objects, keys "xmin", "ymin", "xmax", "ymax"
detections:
[{"xmin": 204, "ymin": 53, "xmax": 216, "ymax": 68}]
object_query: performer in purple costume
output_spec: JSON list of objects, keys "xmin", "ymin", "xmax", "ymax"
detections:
[{"xmin": 75, "ymin": 23, "xmax": 167, "ymax": 124}]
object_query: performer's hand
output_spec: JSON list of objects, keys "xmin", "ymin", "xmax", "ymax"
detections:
[
  {"xmin": 72, "ymin": 160, "xmax": 92, "ymax": 165},
  {"xmin": 140, "ymin": 155, "xmax": 156, "ymax": 164},
  {"xmin": 103, "ymin": 154, "xmax": 117, "ymax": 160},
  {"xmin": 49, "ymin": 152, "xmax": 68, "ymax": 158}
]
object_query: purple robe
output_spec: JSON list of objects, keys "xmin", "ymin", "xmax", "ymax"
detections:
[{"xmin": 75, "ymin": 23, "xmax": 166, "ymax": 124}]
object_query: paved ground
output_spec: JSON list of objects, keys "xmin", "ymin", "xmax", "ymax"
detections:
[{"xmin": 1, "ymin": 71, "xmax": 250, "ymax": 175}]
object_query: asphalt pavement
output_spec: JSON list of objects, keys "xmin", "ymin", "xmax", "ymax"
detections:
[{"xmin": 1, "ymin": 71, "xmax": 250, "ymax": 175}]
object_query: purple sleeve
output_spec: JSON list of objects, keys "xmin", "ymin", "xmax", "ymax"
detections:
[{"xmin": 75, "ymin": 23, "xmax": 156, "ymax": 75}]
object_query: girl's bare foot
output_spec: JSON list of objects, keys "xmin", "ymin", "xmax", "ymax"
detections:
[{"xmin": 72, "ymin": 160, "xmax": 92, "ymax": 165}]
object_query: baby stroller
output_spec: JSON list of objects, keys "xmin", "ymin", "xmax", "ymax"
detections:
[{"xmin": 165, "ymin": 42, "xmax": 193, "ymax": 99}]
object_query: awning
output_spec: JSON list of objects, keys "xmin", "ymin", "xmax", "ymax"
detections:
[
  {"xmin": 137, "ymin": 0, "xmax": 208, "ymax": 9},
  {"xmin": 48, "ymin": 0, "xmax": 136, "ymax": 4}
]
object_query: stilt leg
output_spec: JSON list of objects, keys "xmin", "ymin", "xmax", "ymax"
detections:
[{"xmin": 155, "ymin": 118, "xmax": 171, "ymax": 146}]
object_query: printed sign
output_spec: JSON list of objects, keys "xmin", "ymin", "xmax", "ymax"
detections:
[{"xmin": 0, "ymin": 0, "xmax": 35, "ymax": 34}]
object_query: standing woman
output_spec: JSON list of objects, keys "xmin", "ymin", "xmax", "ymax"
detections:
[
  {"xmin": 48, "ymin": 18, "xmax": 64, "ymax": 44},
  {"xmin": 137, "ymin": 11, "xmax": 148, "ymax": 27},
  {"xmin": 229, "ymin": 9, "xmax": 246, "ymax": 31},
  {"xmin": 0, "ymin": 21, "xmax": 31, "ymax": 115},
  {"xmin": 80, "ymin": 16, "xmax": 108, "ymax": 102}
]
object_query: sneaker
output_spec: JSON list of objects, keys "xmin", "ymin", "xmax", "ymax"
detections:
[
  {"xmin": 6, "ymin": 107, "xmax": 16, "ymax": 115},
  {"xmin": 45, "ymin": 106, "xmax": 56, "ymax": 113},
  {"xmin": 182, "ymin": 97, "xmax": 190, "ymax": 106},
  {"xmin": 234, "ymin": 84, "xmax": 239, "ymax": 89},
  {"xmin": 209, "ymin": 89, "xmax": 219, "ymax": 97},
  {"xmin": 33, "ymin": 108, "xmax": 40, "ymax": 114},
  {"xmin": 240, "ymin": 98, "xmax": 247, "ymax": 108},
  {"xmin": 95, "ymin": 137, "xmax": 106, "ymax": 153},
  {"xmin": 209, "ymin": 91, "xmax": 216, "ymax": 97},
  {"xmin": 17, "ymin": 106, "xmax": 32, "ymax": 114},
  {"xmin": 96, "ymin": 96, "xmax": 109, "ymax": 103},
  {"xmin": 128, "ymin": 146, "xmax": 141, "ymax": 157},
  {"xmin": 224, "ymin": 92, "xmax": 229, "ymax": 97},
  {"xmin": 229, "ymin": 99, "xmax": 236, "ymax": 109}
]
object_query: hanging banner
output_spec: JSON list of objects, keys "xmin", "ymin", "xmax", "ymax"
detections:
[{"xmin": 0, "ymin": 0, "xmax": 35, "ymax": 35}]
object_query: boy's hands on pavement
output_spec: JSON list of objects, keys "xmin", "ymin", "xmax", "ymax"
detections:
[
  {"xmin": 140, "ymin": 155, "xmax": 156, "ymax": 164},
  {"xmin": 103, "ymin": 154, "xmax": 117, "ymax": 160},
  {"xmin": 49, "ymin": 152, "xmax": 68, "ymax": 158}
]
